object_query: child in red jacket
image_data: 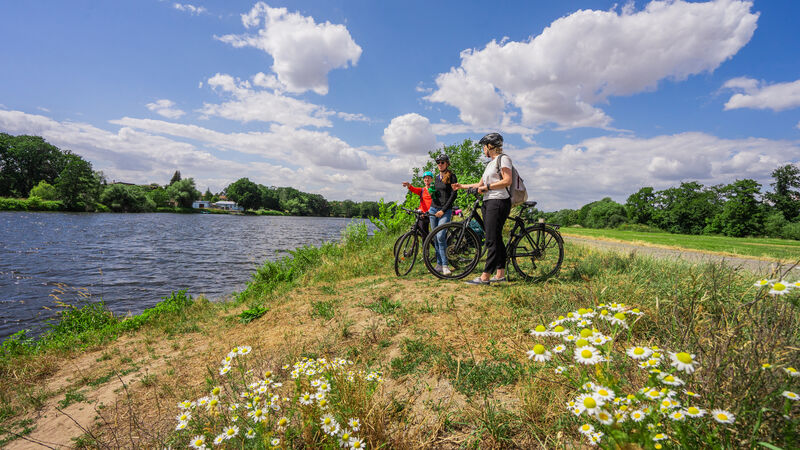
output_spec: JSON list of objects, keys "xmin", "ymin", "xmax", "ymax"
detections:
[{"xmin": 402, "ymin": 171, "xmax": 434, "ymax": 237}]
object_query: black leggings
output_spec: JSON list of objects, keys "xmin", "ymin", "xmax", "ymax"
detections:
[{"xmin": 482, "ymin": 198, "xmax": 511, "ymax": 273}]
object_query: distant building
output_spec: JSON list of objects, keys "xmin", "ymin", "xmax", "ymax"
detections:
[
  {"xmin": 192, "ymin": 200, "xmax": 213, "ymax": 209},
  {"xmin": 212, "ymin": 201, "xmax": 243, "ymax": 211}
]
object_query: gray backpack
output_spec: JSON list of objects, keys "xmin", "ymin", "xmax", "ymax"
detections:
[{"xmin": 496, "ymin": 154, "xmax": 528, "ymax": 206}]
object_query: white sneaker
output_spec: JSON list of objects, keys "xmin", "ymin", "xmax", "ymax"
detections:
[
  {"xmin": 441, "ymin": 266, "xmax": 452, "ymax": 276},
  {"xmin": 435, "ymin": 264, "xmax": 442, "ymax": 272}
]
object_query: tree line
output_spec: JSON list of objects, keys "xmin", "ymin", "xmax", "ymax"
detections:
[{"xmin": 0, "ymin": 133, "xmax": 378, "ymax": 217}]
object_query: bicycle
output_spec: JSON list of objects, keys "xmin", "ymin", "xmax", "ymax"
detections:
[
  {"xmin": 393, "ymin": 207, "xmax": 431, "ymax": 276},
  {"xmin": 421, "ymin": 189, "xmax": 564, "ymax": 281}
]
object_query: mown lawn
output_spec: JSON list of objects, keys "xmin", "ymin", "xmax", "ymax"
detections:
[{"xmin": 560, "ymin": 226, "xmax": 800, "ymax": 261}]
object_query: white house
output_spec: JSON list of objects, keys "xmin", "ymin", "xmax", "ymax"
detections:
[
  {"xmin": 192, "ymin": 200, "xmax": 213, "ymax": 209},
  {"xmin": 213, "ymin": 201, "xmax": 243, "ymax": 211}
]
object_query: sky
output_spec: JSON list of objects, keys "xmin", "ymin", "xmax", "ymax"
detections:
[{"xmin": 1, "ymin": 0, "xmax": 799, "ymax": 210}]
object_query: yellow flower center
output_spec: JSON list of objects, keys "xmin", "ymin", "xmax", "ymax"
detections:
[
  {"xmin": 773, "ymin": 282, "xmax": 786, "ymax": 291},
  {"xmin": 613, "ymin": 312, "xmax": 626, "ymax": 321},
  {"xmin": 343, "ymin": 433, "xmax": 350, "ymax": 440},
  {"xmin": 717, "ymin": 413, "xmax": 728, "ymax": 421},
  {"xmin": 535, "ymin": 325, "xmax": 546, "ymax": 332},
  {"xmin": 324, "ymin": 417, "xmax": 331, "ymax": 425},
  {"xmin": 664, "ymin": 375, "xmax": 675, "ymax": 382},
  {"xmin": 600, "ymin": 309, "xmax": 608, "ymax": 315},
  {"xmin": 227, "ymin": 429, "xmax": 235, "ymax": 436},
  {"xmin": 688, "ymin": 407, "xmax": 700, "ymax": 415},
  {"xmin": 578, "ymin": 308, "xmax": 588, "ymax": 315},
  {"xmin": 633, "ymin": 308, "xmax": 640, "ymax": 313},
  {"xmin": 634, "ymin": 347, "xmax": 644, "ymax": 355},
  {"xmin": 580, "ymin": 328, "xmax": 592, "ymax": 338},
  {"xmin": 676, "ymin": 352, "xmax": 693, "ymax": 364},
  {"xmin": 581, "ymin": 424, "xmax": 591, "ymax": 431},
  {"xmin": 581, "ymin": 349, "xmax": 593, "ymax": 359},
  {"xmin": 583, "ymin": 397, "xmax": 597, "ymax": 408},
  {"xmin": 533, "ymin": 344, "xmax": 545, "ymax": 354},
  {"xmin": 554, "ymin": 326, "xmax": 565, "ymax": 333},
  {"xmin": 558, "ymin": 315, "xmax": 565, "ymax": 320},
  {"xmin": 264, "ymin": 371, "xmax": 272, "ymax": 377},
  {"xmin": 576, "ymin": 339, "xmax": 589, "ymax": 348},
  {"xmin": 598, "ymin": 389, "xmax": 608, "ymax": 396},
  {"xmin": 567, "ymin": 312, "xmax": 574, "ymax": 318}
]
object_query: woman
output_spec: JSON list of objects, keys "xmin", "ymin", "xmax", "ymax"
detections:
[
  {"xmin": 452, "ymin": 133, "xmax": 512, "ymax": 285},
  {"xmin": 402, "ymin": 171, "xmax": 434, "ymax": 238},
  {"xmin": 428, "ymin": 153, "xmax": 458, "ymax": 276}
]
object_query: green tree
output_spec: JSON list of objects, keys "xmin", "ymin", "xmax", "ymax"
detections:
[
  {"xmin": 100, "ymin": 184, "xmax": 155, "ymax": 212},
  {"xmin": 259, "ymin": 185, "xmax": 280, "ymax": 211},
  {"xmin": 625, "ymin": 187, "xmax": 657, "ymax": 225},
  {"xmin": 652, "ymin": 182, "xmax": 719, "ymax": 235},
  {"xmin": 410, "ymin": 139, "xmax": 485, "ymax": 212},
  {"xmin": 147, "ymin": 187, "xmax": 170, "ymax": 208},
  {"xmin": 764, "ymin": 164, "xmax": 800, "ymax": 222},
  {"xmin": 580, "ymin": 197, "xmax": 628, "ymax": 228},
  {"xmin": 0, "ymin": 133, "xmax": 74, "ymax": 197},
  {"xmin": 202, "ymin": 188, "xmax": 214, "ymax": 201},
  {"xmin": 225, "ymin": 178, "xmax": 262, "ymax": 211},
  {"xmin": 169, "ymin": 170, "xmax": 182, "ymax": 186},
  {"xmin": 705, "ymin": 179, "xmax": 764, "ymax": 237},
  {"xmin": 29, "ymin": 180, "xmax": 58, "ymax": 200},
  {"xmin": 54, "ymin": 156, "xmax": 101, "ymax": 210},
  {"xmin": 166, "ymin": 178, "xmax": 200, "ymax": 208}
]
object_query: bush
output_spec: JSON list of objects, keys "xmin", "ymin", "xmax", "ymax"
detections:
[
  {"xmin": 781, "ymin": 221, "xmax": 800, "ymax": 240},
  {"xmin": 764, "ymin": 211, "xmax": 788, "ymax": 238},
  {"xmin": 29, "ymin": 181, "xmax": 58, "ymax": 200}
]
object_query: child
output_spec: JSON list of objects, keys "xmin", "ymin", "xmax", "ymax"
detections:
[{"xmin": 401, "ymin": 171, "xmax": 434, "ymax": 238}]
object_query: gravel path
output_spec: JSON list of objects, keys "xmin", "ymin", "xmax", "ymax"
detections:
[{"xmin": 563, "ymin": 235, "xmax": 791, "ymax": 276}]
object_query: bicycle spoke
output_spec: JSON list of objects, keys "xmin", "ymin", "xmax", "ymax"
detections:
[{"xmin": 511, "ymin": 225, "xmax": 564, "ymax": 282}]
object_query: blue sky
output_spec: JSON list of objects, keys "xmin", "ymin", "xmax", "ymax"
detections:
[{"xmin": 1, "ymin": 0, "xmax": 799, "ymax": 210}]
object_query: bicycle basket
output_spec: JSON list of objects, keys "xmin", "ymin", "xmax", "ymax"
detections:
[{"xmin": 469, "ymin": 219, "xmax": 484, "ymax": 237}]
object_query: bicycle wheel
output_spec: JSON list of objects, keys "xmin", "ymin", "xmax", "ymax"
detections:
[
  {"xmin": 394, "ymin": 232, "xmax": 419, "ymax": 276},
  {"xmin": 510, "ymin": 224, "xmax": 564, "ymax": 282},
  {"xmin": 422, "ymin": 222, "xmax": 481, "ymax": 280}
]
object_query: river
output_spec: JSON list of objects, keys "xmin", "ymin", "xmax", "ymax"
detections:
[{"xmin": 0, "ymin": 212, "xmax": 374, "ymax": 340}]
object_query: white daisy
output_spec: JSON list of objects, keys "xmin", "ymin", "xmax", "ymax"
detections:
[
  {"xmin": 189, "ymin": 435, "xmax": 206, "ymax": 449},
  {"xmin": 550, "ymin": 325, "xmax": 569, "ymax": 336},
  {"xmin": 223, "ymin": 425, "xmax": 239, "ymax": 439},
  {"xmin": 270, "ymin": 437, "xmax": 281, "ymax": 446},
  {"xmin": 626, "ymin": 346, "xmax": 652, "ymax": 360},
  {"xmin": 593, "ymin": 386, "xmax": 615, "ymax": 401},
  {"xmin": 669, "ymin": 352, "xmax": 698, "ymax": 374},
  {"xmin": 299, "ymin": 392, "xmax": 313, "ymax": 405},
  {"xmin": 595, "ymin": 409, "xmax": 614, "ymax": 425},
  {"xmin": 629, "ymin": 410, "xmax": 645, "ymax": 422},
  {"xmin": 529, "ymin": 325, "xmax": 550, "ymax": 337},
  {"xmin": 711, "ymin": 409, "xmax": 735, "ymax": 424},
  {"xmin": 349, "ymin": 437, "xmax": 366, "ymax": 449},
  {"xmin": 552, "ymin": 344, "xmax": 567, "ymax": 354},
  {"xmin": 578, "ymin": 423, "xmax": 594, "ymax": 436},
  {"xmin": 245, "ymin": 428, "xmax": 256, "ymax": 439},
  {"xmin": 785, "ymin": 367, "xmax": 799, "ymax": 377},
  {"xmin": 219, "ymin": 365, "xmax": 231, "ymax": 375},
  {"xmin": 782, "ymin": 391, "xmax": 799, "ymax": 400},
  {"xmin": 685, "ymin": 406, "xmax": 706, "ymax": 417},
  {"xmin": 348, "ymin": 418, "xmax": 361, "ymax": 431},
  {"xmin": 669, "ymin": 410, "xmax": 686, "ymax": 421},
  {"xmin": 753, "ymin": 279, "xmax": 771, "ymax": 287},
  {"xmin": 576, "ymin": 393, "xmax": 604, "ymax": 414},
  {"xmin": 574, "ymin": 346, "xmax": 602, "ymax": 365},
  {"xmin": 659, "ymin": 373, "xmax": 685, "ymax": 386},
  {"xmin": 769, "ymin": 281, "xmax": 790, "ymax": 295},
  {"xmin": 527, "ymin": 344, "xmax": 552, "ymax": 362},
  {"xmin": 213, "ymin": 435, "xmax": 225, "ymax": 446}
]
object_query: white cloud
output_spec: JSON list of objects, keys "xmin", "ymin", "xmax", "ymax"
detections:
[
  {"xmin": 427, "ymin": 0, "xmax": 758, "ymax": 129},
  {"xmin": 173, "ymin": 3, "xmax": 207, "ymax": 15},
  {"xmin": 146, "ymin": 99, "xmax": 186, "ymax": 119},
  {"xmin": 722, "ymin": 77, "xmax": 800, "ymax": 111},
  {"xmin": 514, "ymin": 131, "xmax": 798, "ymax": 210},
  {"xmin": 216, "ymin": 2, "xmax": 362, "ymax": 95},
  {"xmin": 382, "ymin": 113, "xmax": 439, "ymax": 156}
]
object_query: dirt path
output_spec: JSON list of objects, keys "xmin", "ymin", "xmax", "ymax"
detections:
[{"xmin": 564, "ymin": 234, "xmax": 789, "ymax": 276}]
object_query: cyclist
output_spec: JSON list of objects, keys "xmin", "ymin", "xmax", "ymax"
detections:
[
  {"xmin": 452, "ymin": 133, "xmax": 512, "ymax": 285},
  {"xmin": 401, "ymin": 171, "xmax": 433, "ymax": 239},
  {"xmin": 429, "ymin": 153, "xmax": 459, "ymax": 276}
]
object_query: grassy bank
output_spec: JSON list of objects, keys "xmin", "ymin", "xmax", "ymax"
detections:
[
  {"xmin": 1, "ymin": 224, "xmax": 798, "ymax": 448},
  {"xmin": 561, "ymin": 226, "xmax": 800, "ymax": 261}
]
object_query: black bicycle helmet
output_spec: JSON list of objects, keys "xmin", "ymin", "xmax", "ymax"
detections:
[
  {"xmin": 478, "ymin": 132, "xmax": 503, "ymax": 148},
  {"xmin": 435, "ymin": 153, "xmax": 450, "ymax": 163}
]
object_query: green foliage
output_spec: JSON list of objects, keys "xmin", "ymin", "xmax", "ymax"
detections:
[
  {"xmin": 582, "ymin": 197, "xmax": 628, "ymax": 228},
  {"xmin": 117, "ymin": 290, "xmax": 194, "ymax": 332},
  {"xmin": 781, "ymin": 221, "xmax": 800, "ymax": 240},
  {"xmin": 238, "ymin": 305, "xmax": 268, "ymax": 323},
  {"xmin": 0, "ymin": 197, "xmax": 63, "ymax": 211},
  {"xmin": 100, "ymin": 184, "xmax": 156, "ymax": 212},
  {"xmin": 625, "ymin": 186, "xmax": 656, "ymax": 224},
  {"xmin": 765, "ymin": 163, "xmax": 800, "ymax": 222},
  {"xmin": 410, "ymin": 139, "xmax": 485, "ymax": 212},
  {"xmin": 146, "ymin": 186, "xmax": 170, "ymax": 208},
  {"xmin": 652, "ymin": 182, "xmax": 721, "ymax": 234},
  {"xmin": 169, "ymin": 170, "xmax": 181, "ymax": 186},
  {"xmin": 705, "ymin": 179, "xmax": 764, "ymax": 237},
  {"xmin": 310, "ymin": 300, "xmax": 336, "ymax": 320},
  {"xmin": 224, "ymin": 177, "xmax": 261, "ymax": 211},
  {"xmin": 29, "ymin": 180, "xmax": 58, "ymax": 200},
  {"xmin": 54, "ymin": 156, "xmax": 102, "ymax": 211},
  {"xmin": 0, "ymin": 133, "xmax": 76, "ymax": 197},
  {"xmin": 166, "ymin": 178, "xmax": 200, "ymax": 208},
  {"xmin": 369, "ymin": 198, "xmax": 412, "ymax": 234}
]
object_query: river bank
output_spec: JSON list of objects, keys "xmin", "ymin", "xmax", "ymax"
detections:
[{"xmin": 1, "ymin": 226, "xmax": 797, "ymax": 448}]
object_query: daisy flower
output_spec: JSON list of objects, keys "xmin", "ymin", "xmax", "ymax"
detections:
[
  {"xmin": 248, "ymin": 408, "xmax": 266, "ymax": 423},
  {"xmin": 552, "ymin": 344, "xmax": 566, "ymax": 354},
  {"xmin": 639, "ymin": 358, "xmax": 660, "ymax": 369},
  {"xmin": 629, "ymin": 410, "xmax": 645, "ymax": 422},
  {"xmin": 629, "ymin": 308, "xmax": 644, "ymax": 316},
  {"xmin": 769, "ymin": 281, "xmax": 790, "ymax": 295},
  {"xmin": 299, "ymin": 392, "xmax": 313, "ymax": 405},
  {"xmin": 591, "ymin": 335, "xmax": 611, "ymax": 346},
  {"xmin": 578, "ymin": 423, "xmax": 595, "ymax": 436},
  {"xmin": 555, "ymin": 366, "xmax": 566, "ymax": 374},
  {"xmin": 271, "ymin": 437, "xmax": 281, "ymax": 447},
  {"xmin": 175, "ymin": 421, "xmax": 188, "ymax": 431},
  {"xmin": 245, "ymin": 429, "xmax": 256, "ymax": 439},
  {"xmin": 178, "ymin": 400, "xmax": 195, "ymax": 410},
  {"xmin": 176, "ymin": 412, "xmax": 192, "ymax": 423},
  {"xmin": 348, "ymin": 418, "xmax": 361, "ymax": 431},
  {"xmin": 577, "ymin": 319, "xmax": 592, "ymax": 327},
  {"xmin": 753, "ymin": 279, "xmax": 771, "ymax": 287},
  {"xmin": 581, "ymin": 381, "xmax": 597, "ymax": 392},
  {"xmin": 670, "ymin": 352, "xmax": 698, "ymax": 374},
  {"xmin": 627, "ymin": 346, "xmax": 653, "ymax": 360},
  {"xmin": 594, "ymin": 386, "xmax": 615, "ymax": 401},
  {"xmin": 223, "ymin": 425, "xmax": 239, "ymax": 439},
  {"xmin": 213, "ymin": 435, "xmax": 225, "ymax": 446},
  {"xmin": 643, "ymin": 389, "xmax": 663, "ymax": 401},
  {"xmin": 574, "ymin": 346, "xmax": 602, "ymax": 365},
  {"xmin": 349, "ymin": 437, "xmax": 366, "ymax": 449},
  {"xmin": 579, "ymin": 328, "xmax": 594, "ymax": 338},
  {"xmin": 595, "ymin": 409, "xmax": 614, "ymax": 425},
  {"xmin": 669, "ymin": 410, "xmax": 686, "ymax": 421},
  {"xmin": 189, "ymin": 435, "xmax": 206, "ymax": 449},
  {"xmin": 711, "ymin": 409, "xmax": 735, "ymax": 424},
  {"xmin": 527, "ymin": 344, "xmax": 552, "ymax": 362},
  {"xmin": 782, "ymin": 391, "xmax": 799, "ymax": 400},
  {"xmin": 575, "ymin": 338, "xmax": 591, "ymax": 348},
  {"xmin": 685, "ymin": 406, "xmax": 706, "ymax": 417},
  {"xmin": 785, "ymin": 367, "xmax": 799, "ymax": 377},
  {"xmin": 761, "ymin": 363, "xmax": 773, "ymax": 370},
  {"xmin": 563, "ymin": 334, "xmax": 577, "ymax": 342},
  {"xmin": 550, "ymin": 325, "xmax": 568, "ymax": 336},
  {"xmin": 653, "ymin": 433, "xmax": 668, "ymax": 441},
  {"xmin": 576, "ymin": 393, "xmax": 604, "ymax": 414},
  {"xmin": 659, "ymin": 373, "xmax": 685, "ymax": 387},
  {"xmin": 338, "ymin": 430, "xmax": 353, "ymax": 448},
  {"xmin": 238, "ymin": 345, "xmax": 252, "ymax": 355},
  {"xmin": 276, "ymin": 416, "xmax": 289, "ymax": 431},
  {"xmin": 607, "ymin": 312, "xmax": 627, "ymax": 327},
  {"xmin": 530, "ymin": 325, "xmax": 549, "ymax": 337},
  {"xmin": 321, "ymin": 413, "xmax": 338, "ymax": 428},
  {"xmin": 589, "ymin": 432, "xmax": 604, "ymax": 446},
  {"xmin": 683, "ymin": 390, "xmax": 700, "ymax": 398},
  {"xmin": 318, "ymin": 380, "xmax": 332, "ymax": 393}
]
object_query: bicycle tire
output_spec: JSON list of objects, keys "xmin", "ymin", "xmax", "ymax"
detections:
[
  {"xmin": 422, "ymin": 222, "xmax": 482, "ymax": 280},
  {"xmin": 510, "ymin": 224, "xmax": 564, "ymax": 282},
  {"xmin": 394, "ymin": 232, "xmax": 419, "ymax": 276}
]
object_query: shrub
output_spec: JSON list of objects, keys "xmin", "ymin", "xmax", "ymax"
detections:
[{"xmin": 781, "ymin": 221, "xmax": 800, "ymax": 241}]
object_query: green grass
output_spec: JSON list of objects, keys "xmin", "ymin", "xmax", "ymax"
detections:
[{"xmin": 560, "ymin": 226, "xmax": 800, "ymax": 260}]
